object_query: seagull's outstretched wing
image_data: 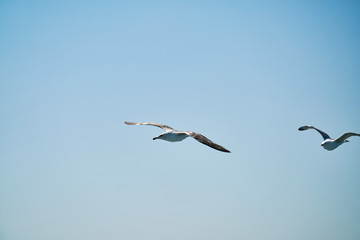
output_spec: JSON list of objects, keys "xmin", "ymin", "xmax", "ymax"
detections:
[
  {"xmin": 334, "ymin": 132, "xmax": 360, "ymax": 143},
  {"xmin": 186, "ymin": 132, "xmax": 231, "ymax": 153},
  {"xmin": 124, "ymin": 121, "xmax": 174, "ymax": 131},
  {"xmin": 298, "ymin": 125, "xmax": 331, "ymax": 141}
]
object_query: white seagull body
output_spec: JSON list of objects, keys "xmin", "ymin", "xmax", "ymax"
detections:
[
  {"xmin": 298, "ymin": 125, "xmax": 360, "ymax": 151},
  {"xmin": 125, "ymin": 121, "xmax": 231, "ymax": 153}
]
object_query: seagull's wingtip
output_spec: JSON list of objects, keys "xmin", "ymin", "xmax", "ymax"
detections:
[
  {"xmin": 221, "ymin": 148, "xmax": 231, "ymax": 153},
  {"xmin": 298, "ymin": 125, "xmax": 310, "ymax": 131}
]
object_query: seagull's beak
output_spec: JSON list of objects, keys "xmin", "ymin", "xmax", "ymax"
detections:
[
  {"xmin": 321, "ymin": 143, "xmax": 324, "ymax": 146},
  {"xmin": 153, "ymin": 137, "xmax": 158, "ymax": 140}
]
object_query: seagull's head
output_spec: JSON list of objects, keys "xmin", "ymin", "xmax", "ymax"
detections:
[
  {"xmin": 321, "ymin": 140, "xmax": 328, "ymax": 147},
  {"xmin": 153, "ymin": 135, "xmax": 163, "ymax": 140}
]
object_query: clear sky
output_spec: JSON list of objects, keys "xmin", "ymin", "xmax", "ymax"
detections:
[{"xmin": 1, "ymin": 1, "xmax": 360, "ymax": 240}]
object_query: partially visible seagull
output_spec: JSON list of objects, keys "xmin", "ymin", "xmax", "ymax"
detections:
[
  {"xmin": 125, "ymin": 121, "xmax": 231, "ymax": 153},
  {"xmin": 298, "ymin": 125, "xmax": 360, "ymax": 151}
]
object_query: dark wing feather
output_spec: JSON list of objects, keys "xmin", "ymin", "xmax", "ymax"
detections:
[
  {"xmin": 334, "ymin": 132, "xmax": 360, "ymax": 143},
  {"xmin": 188, "ymin": 132, "xmax": 231, "ymax": 153},
  {"xmin": 298, "ymin": 125, "xmax": 331, "ymax": 140}
]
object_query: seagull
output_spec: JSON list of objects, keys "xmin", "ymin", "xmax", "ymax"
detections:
[
  {"xmin": 124, "ymin": 121, "xmax": 231, "ymax": 153},
  {"xmin": 298, "ymin": 125, "xmax": 360, "ymax": 151}
]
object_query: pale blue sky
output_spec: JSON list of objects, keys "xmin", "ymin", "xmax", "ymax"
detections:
[{"xmin": 1, "ymin": 1, "xmax": 360, "ymax": 240}]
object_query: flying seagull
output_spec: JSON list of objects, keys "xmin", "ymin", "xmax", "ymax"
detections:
[
  {"xmin": 124, "ymin": 121, "xmax": 231, "ymax": 153},
  {"xmin": 298, "ymin": 125, "xmax": 360, "ymax": 151}
]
